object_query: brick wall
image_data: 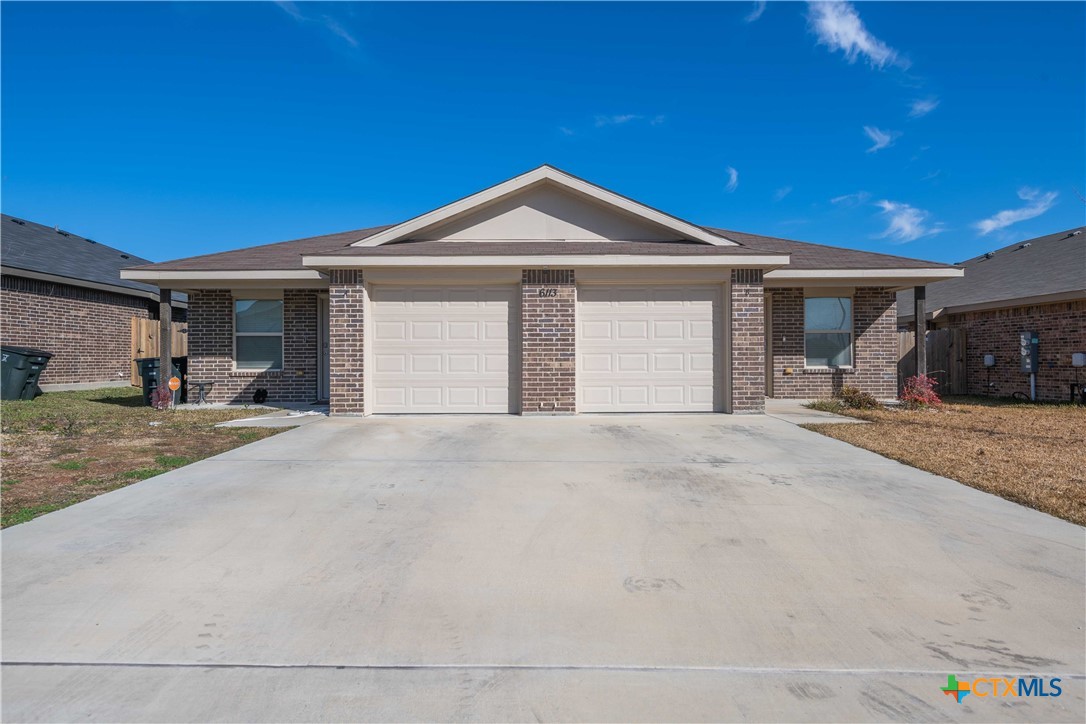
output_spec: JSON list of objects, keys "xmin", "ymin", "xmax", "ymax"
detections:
[
  {"xmin": 1, "ymin": 274, "xmax": 158, "ymax": 385},
  {"xmin": 939, "ymin": 299, "xmax": 1085, "ymax": 401},
  {"xmin": 730, "ymin": 269, "xmax": 765, "ymax": 413},
  {"xmin": 187, "ymin": 288, "xmax": 319, "ymax": 405},
  {"xmin": 520, "ymin": 269, "xmax": 576, "ymax": 414},
  {"xmin": 768, "ymin": 287, "xmax": 897, "ymax": 399},
  {"xmin": 329, "ymin": 270, "xmax": 364, "ymax": 415}
]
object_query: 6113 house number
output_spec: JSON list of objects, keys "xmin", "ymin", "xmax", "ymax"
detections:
[{"xmin": 537, "ymin": 288, "xmax": 559, "ymax": 298}]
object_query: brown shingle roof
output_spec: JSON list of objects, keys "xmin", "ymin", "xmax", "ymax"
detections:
[
  {"xmin": 126, "ymin": 223, "xmax": 957, "ymax": 273},
  {"xmin": 706, "ymin": 228, "xmax": 953, "ymax": 270},
  {"xmin": 304, "ymin": 241, "xmax": 788, "ymax": 258}
]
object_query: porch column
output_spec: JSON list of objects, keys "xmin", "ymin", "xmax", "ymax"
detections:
[
  {"xmin": 329, "ymin": 270, "xmax": 365, "ymax": 415},
  {"xmin": 730, "ymin": 269, "xmax": 765, "ymax": 413},
  {"xmin": 913, "ymin": 285, "xmax": 927, "ymax": 377},
  {"xmin": 158, "ymin": 288, "xmax": 172, "ymax": 403}
]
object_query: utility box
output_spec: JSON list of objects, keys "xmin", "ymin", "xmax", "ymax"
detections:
[{"xmin": 1019, "ymin": 331, "xmax": 1039, "ymax": 374}]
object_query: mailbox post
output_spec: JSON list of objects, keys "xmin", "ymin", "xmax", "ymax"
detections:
[{"xmin": 1019, "ymin": 330, "xmax": 1039, "ymax": 401}]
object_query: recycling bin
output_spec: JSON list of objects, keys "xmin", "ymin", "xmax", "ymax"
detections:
[
  {"xmin": 135, "ymin": 357, "xmax": 187, "ymax": 406},
  {"xmin": 1, "ymin": 346, "xmax": 53, "ymax": 401}
]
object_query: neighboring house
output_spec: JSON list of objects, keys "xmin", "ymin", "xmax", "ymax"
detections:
[
  {"xmin": 123, "ymin": 166, "xmax": 961, "ymax": 414},
  {"xmin": 1, "ymin": 214, "xmax": 186, "ymax": 390},
  {"xmin": 898, "ymin": 227, "xmax": 1086, "ymax": 402}
]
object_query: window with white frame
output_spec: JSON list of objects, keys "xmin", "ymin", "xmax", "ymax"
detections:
[
  {"xmin": 804, "ymin": 296, "xmax": 852, "ymax": 367},
  {"xmin": 234, "ymin": 299, "xmax": 283, "ymax": 371}
]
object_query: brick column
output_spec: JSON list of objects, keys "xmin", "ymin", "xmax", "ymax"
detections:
[
  {"xmin": 730, "ymin": 269, "xmax": 765, "ymax": 413},
  {"xmin": 853, "ymin": 287, "xmax": 898, "ymax": 399},
  {"xmin": 521, "ymin": 269, "xmax": 576, "ymax": 414},
  {"xmin": 329, "ymin": 269, "xmax": 365, "ymax": 415}
]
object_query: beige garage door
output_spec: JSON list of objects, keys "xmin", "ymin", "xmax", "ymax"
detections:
[
  {"xmin": 371, "ymin": 286, "xmax": 516, "ymax": 413},
  {"xmin": 577, "ymin": 285, "xmax": 721, "ymax": 412}
]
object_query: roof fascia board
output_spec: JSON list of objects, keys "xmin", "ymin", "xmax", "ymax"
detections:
[
  {"xmin": 121, "ymin": 269, "xmax": 325, "ymax": 282},
  {"xmin": 1, "ymin": 265, "xmax": 183, "ymax": 304},
  {"xmin": 900, "ymin": 289, "xmax": 1086, "ymax": 321},
  {"xmin": 766, "ymin": 268, "xmax": 963, "ymax": 286},
  {"xmin": 303, "ymin": 254, "xmax": 787, "ymax": 268},
  {"xmin": 350, "ymin": 166, "xmax": 735, "ymax": 247}
]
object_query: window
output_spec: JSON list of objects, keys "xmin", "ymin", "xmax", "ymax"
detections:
[
  {"xmin": 234, "ymin": 299, "xmax": 283, "ymax": 371},
  {"xmin": 805, "ymin": 297, "xmax": 852, "ymax": 367}
]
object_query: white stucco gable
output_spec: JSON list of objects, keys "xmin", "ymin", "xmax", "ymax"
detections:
[
  {"xmin": 351, "ymin": 165, "xmax": 736, "ymax": 247},
  {"xmin": 415, "ymin": 184, "xmax": 684, "ymax": 242}
]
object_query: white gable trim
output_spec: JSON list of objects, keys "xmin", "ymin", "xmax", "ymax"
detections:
[{"xmin": 350, "ymin": 166, "xmax": 736, "ymax": 247}]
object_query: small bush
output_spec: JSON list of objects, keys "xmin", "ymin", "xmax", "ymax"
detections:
[
  {"xmin": 837, "ymin": 386, "xmax": 881, "ymax": 410},
  {"xmin": 901, "ymin": 374, "xmax": 942, "ymax": 409},
  {"xmin": 806, "ymin": 398, "xmax": 845, "ymax": 413}
]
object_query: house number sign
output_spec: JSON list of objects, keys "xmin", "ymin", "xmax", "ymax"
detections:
[{"xmin": 537, "ymin": 288, "xmax": 559, "ymax": 298}]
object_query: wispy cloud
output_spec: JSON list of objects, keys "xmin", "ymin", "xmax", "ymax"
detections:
[
  {"xmin": 807, "ymin": 1, "xmax": 906, "ymax": 70},
  {"xmin": 725, "ymin": 166, "xmax": 739, "ymax": 193},
  {"xmin": 831, "ymin": 191, "xmax": 871, "ymax": 207},
  {"xmin": 908, "ymin": 97, "xmax": 939, "ymax": 118},
  {"xmin": 558, "ymin": 126, "xmax": 575, "ymax": 137},
  {"xmin": 875, "ymin": 200, "xmax": 944, "ymax": 243},
  {"xmin": 920, "ymin": 169, "xmax": 942, "ymax": 181},
  {"xmin": 864, "ymin": 125, "xmax": 900, "ymax": 153},
  {"xmin": 649, "ymin": 114, "xmax": 667, "ymax": 126},
  {"xmin": 973, "ymin": 187, "xmax": 1059, "ymax": 236},
  {"xmin": 745, "ymin": 1, "xmax": 767, "ymax": 23},
  {"xmin": 773, "ymin": 186, "xmax": 793, "ymax": 201},
  {"xmin": 594, "ymin": 114, "xmax": 642, "ymax": 127},
  {"xmin": 276, "ymin": 1, "xmax": 358, "ymax": 47}
]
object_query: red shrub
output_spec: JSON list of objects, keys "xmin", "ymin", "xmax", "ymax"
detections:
[
  {"xmin": 901, "ymin": 374, "xmax": 942, "ymax": 409},
  {"xmin": 150, "ymin": 384, "xmax": 174, "ymax": 410}
]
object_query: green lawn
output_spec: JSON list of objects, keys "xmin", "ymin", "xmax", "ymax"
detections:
[{"xmin": 1, "ymin": 387, "xmax": 283, "ymax": 527}]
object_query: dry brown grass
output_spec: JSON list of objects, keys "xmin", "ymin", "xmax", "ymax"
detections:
[
  {"xmin": 804, "ymin": 397, "xmax": 1086, "ymax": 526},
  {"xmin": 1, "ymin": 387, "xmax": 284, "ymax": 527}
]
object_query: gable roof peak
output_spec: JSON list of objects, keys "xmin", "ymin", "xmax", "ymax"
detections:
[{"xmin": 350, "ymin": 166, "xmax": 736, "ymax": 247}]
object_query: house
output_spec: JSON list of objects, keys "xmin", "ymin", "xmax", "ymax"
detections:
[
  {"xmin": 122, "ymin": 166, "xmax": 961, "ymax": 414},
  {"xmin": 898, "ymin": 227, "xmax": 1086, "ymax": 402},
  {"xmin": 1, "ymin": 214, "xmax": 186, "ymax": 390}
]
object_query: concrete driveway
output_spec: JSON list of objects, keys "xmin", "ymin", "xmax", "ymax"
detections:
[{"xmin": 3, "ymin": 414, "xmax": 1083, "ymax": 722}]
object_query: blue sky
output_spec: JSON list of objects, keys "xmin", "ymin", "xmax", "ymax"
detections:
[{"xmin": 2, "ymin": 1, "xmax": 1083, "ymax": 264}]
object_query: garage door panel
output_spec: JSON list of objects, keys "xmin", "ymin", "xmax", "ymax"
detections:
[
  {"xmin": 616, "ymin": 353, "xmax": 649, "ymax": 373},
  {"xmin": 372, "ymin": 285, "xmax": 515, "ymax": 414},
  {"xmin": 447, "ymin": 321, "xmax": 480, "ymax": 341},
  {"xmin": 578, "ymin": 285, "xmax": 720, "ymax": 413},
  {"xmin": 653, "ymin": 353, "xmax": 685, "ymax": 372},
  {"xmin": 374, "ymin": 354, "xmax": 408, "ymax": 374},
  {"xmin": 581, "ymin": 353, "xmax": 612, "ymax": 373},
  {"xmin": 374, "ymin": 321, "xmax": 407, "ymax": 341},
  {"xmin": 445, "ymin": 354, "xmax": 479, "ymax": 374},
  {"xmin": 483, "ymin": 354, "xmax": 508, "ymax": 373}
]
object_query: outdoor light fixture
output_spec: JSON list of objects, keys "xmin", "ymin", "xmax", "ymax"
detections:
[{"xmin": 984, "ymin": 354, "xmax": 996, "ymax": 395}]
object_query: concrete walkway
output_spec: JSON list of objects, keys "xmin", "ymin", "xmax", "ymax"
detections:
[{"xmin": 2, "ymin": 414, "xmax": 1083, "ymax": 722}]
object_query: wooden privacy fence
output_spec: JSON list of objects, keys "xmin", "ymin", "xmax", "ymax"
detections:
[
  {"xmin": 897, "ymin": 328, "xmax": 967, "ymax": 395},
  {"xmin": 130, "ymin": 317, "xmax": 188, "ymax": 386}
]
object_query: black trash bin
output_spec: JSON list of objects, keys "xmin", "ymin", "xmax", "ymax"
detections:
[
  {"xmin": 1, "ymin": 346, "xmax": 53, "ymax": 401},
  {"xmin": 135, "ymin": 357, "xmax": 186, "ymax": 406}
]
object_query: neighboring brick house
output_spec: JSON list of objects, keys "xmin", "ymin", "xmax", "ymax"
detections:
[
  {"xmin": 123, "ymin": 166, "xmax": 960, "ymax": 414},
  {"xmin": 898, "ymin": 227, "xmax": 1086, "ymax": 402},
  {"xmin": 1, "ymin": 214, "xmax": 186, "ymax": 389}
]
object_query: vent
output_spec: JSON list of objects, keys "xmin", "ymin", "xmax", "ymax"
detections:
[
  {"xmin": 120, "ymin": 254, "xmax": 130, "ymax": 259},
  {"xmin": 984, "ymin": 252, "xmax": 995, "ymax": 259},
  {"xmin": 10, "ymin": 218, "xmax": 25, "ymax": 225},
  {"xmin": 1018, "ymin": 242, "xmax": 1032, "ymax": 249}
]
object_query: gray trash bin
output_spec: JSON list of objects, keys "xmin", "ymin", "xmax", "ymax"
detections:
[{"xmin": 1, "ymin": 346, "xmax": 53, "ymax": 401}]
